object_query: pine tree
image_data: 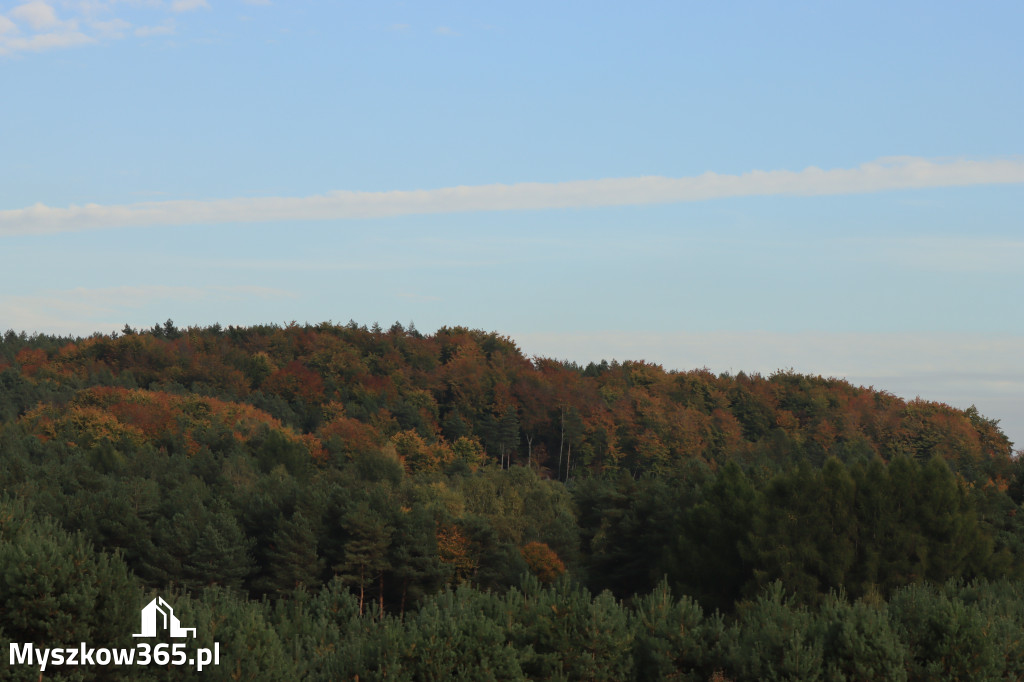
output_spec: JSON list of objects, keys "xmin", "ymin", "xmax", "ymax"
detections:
[
  {"xmin": 335, "ymin": 503, "xmax": 392, "ymax": 617},
  {"xmin": 0, "ymin": 497, "xmax": 140, "ymax": 657},
  {"xmin": 257, "ymin": 511, "xmax": 322, "ymax": 596},
  {"xmin": 388, "ymin": 506, "xmax": 446, "ymax": 616},
  {"xmin": 185, "ymin": 507, "xmax": 256, "ymax": 589},
  {"xmin": 675, "ymin": 461, "xmax": 757, "ymax": 611}
]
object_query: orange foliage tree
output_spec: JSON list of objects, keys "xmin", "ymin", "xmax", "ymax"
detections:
[
  {"xmin": 436, "ymin": 524, "xmax": 476, "ymax": 584},
  {"xmin": 520, "ymin": 541, "xmax": 566, "ymax": 583}
]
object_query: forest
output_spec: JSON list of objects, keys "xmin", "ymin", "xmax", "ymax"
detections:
[{"xmin": 2, "ymin": 320, "xmax": 1023, "ymax": 681}]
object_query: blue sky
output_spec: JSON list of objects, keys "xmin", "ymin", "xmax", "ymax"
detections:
[{"xmin": 1, "ymin": 1, "xmax": 1022, "ymax": 446}]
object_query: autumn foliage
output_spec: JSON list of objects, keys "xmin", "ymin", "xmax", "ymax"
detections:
[
  {"xmin": 520, "ymin": 541, "xmax": 566, "ymax": 583},
  {"xmin": 1, "ymin": 321, "xmax": 1014, "ymax": 480},
  {"xmin": 21, "ymin": 385, "xmax": 320, "ymax": 459}
]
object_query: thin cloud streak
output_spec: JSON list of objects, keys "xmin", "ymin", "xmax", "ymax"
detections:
[{"xmin": 4, "ymin": 156, "xmax": 1024, "ymax": 236}]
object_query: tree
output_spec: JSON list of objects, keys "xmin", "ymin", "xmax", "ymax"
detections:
[
  {"xmin": 630, "ymin": 580, "xmax": 717, "ymax": 681},
  {"xmin": 183, "ymin": 505, "xmax": 256, "ymax": 589},
  {"xmin": 497, "ymin": 405, "xmax": 520, "ymax": 469},
  {"xmin": 520, "ymin": 542, "xmax": 566, "ymax": 584},
  {"xmin": 511, "ymin": 576, "xmax": 635, "ymax": 681},
  {"xmin": 746, "ymin": 460, "xmax": 857, "ymax": 603},
  {"xmin": 720, "ymin": 582, "xmax": 824, "ymax": 681},
  {"xmin": 257, "ymin": 511, "xmax": 322, "ymax": 596},
  {"xmin": 335, "ymin": 503, "xmax": 393, "ymax": 617},
  {"xmin": 0, "ymin": 497, "xmax": 140, "ymax": 658},
  {"xmin": 673, "ymin": 461, "xmax": 757, "ymax": 612},
  {"xmin": 388, "ymin": 506, "xmax": 447, "ymax": 616},
  {"xmin": 559, "ymin": 405, "xmax": 585, "ymax": 482}
]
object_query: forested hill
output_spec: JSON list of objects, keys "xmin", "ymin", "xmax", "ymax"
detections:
[
  {"xmin": 6, "ymin": 321, "xmax": 1024, "ymax": 680},
  {"xmin": 0, "ymin": 320, "xmax": 1015, "ymax": 481}
]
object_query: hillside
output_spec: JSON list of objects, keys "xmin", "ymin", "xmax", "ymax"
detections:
[
  {"xmin": 2, "ymin": 321, "xmax": 1023, "ymax": 680},
  {"xmin": 1, "ymin": 320, "xmax": 1014, "ymax": 478}
]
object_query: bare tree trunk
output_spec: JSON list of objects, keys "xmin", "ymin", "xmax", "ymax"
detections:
[
  {"xmin": 558, "ymin": 408, "xmax": 565, "ymax": 480},
  {"xmin": 358, "ymin": 565, "xmax": 365, "ymax": 616},
  {"xmin": 379, "ymin": 572, "xmax": 385, "ymax": 620},
  {"xmin": 526, "ymin": 433, "xmax": 534, "ymax": 468},
  {"xmin": 565, "ymin": 441, "xmax": 571, "ymax": 483}
]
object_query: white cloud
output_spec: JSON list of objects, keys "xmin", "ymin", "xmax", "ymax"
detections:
[
  {"xmin": 134, "ymin": 20, "xmax": 174, "ymax": 36},
  {"xmin": 170, "ymin": 0, "xmax": 209, "ymax": 12},
  {"xmin": 2, "ymin": 156, "xmax": 1023, "ymax": 236},
  {"xmin": 435, "ymin": 25, "xmax": 458, "ymax": 36},
  {"xmin": 72, "ymin": 1, "xmax": 110, "ymax": 16},
  {"xmin": 241, "ymin": 0, "xmax": 270, "ymax": 5},
  {"xmin": 0, "ymin": 30, "xmax": 94, "ymax": 52},
  {"xmin": 10, "ymin": 1, "xmax": 60, "ymax": 30},
  {"xmin": 0, "ymin": 0, "xmax": 219, "ymax": 54},
  {"xmin": 90, "ymin": 17, "xmax": 131, "ymax": 37}
]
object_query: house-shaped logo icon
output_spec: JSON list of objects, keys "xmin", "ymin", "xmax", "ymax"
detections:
[{"xmin": 133, "ymin": 597, "xmax": 197, "ymax": 638}]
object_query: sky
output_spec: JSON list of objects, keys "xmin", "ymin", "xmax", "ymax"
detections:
[{"xmin": 1, "ymin": 1, "xmax": 1022, "ymax": 447}]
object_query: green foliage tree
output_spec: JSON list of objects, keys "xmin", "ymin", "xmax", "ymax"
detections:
[
  {"xmin": 0, "ymin": 497, "xmax": 140, "ymax": 676},
  {"xmin": 630, "ymin": 579, "xmax": 719, "ymax": 681},
  {"xmin": 672, "ymin": 461, "xmax": 756, "ymax": 611},
  {"xmin": 255, "ymin": 511, "xmax": 322, "ymax": 596},
  {"xmin": 720, "ymin": 582, "xmax": 824, "ymax": 681},
  {"xmin": 815, "ymin": 592, "xmax": 908, "ymax": 682},
  {"xmin": 387, "ymin": 506, "xmax": 447, "ymax": 616},
  {"xmin": 889, "ymin": 582, "xmax": 1002, "ymax": 681},
  {"xmin": 510, "ymin": 576, "xmax": 634, "ymax": 681},
  {"xmin": 335, "ymin": 502, "xmax": 393, "ymax": 617}
]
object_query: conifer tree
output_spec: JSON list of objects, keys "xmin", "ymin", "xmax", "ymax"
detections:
[
  {"xmin": 0, "ymin": 497, "xmax": 139, "ymax": 657},
  {"xmin": 257, "ymin": 511, "xmax": 322, "ymax": 596},
  {"xmin": 674, "ymin": 461, "xmax": 757, "ymax": 611},
  {"xmin": 185, "ymin": 506, "xmax": 256, "ymax": 589},
  {"xmin": 335, "ymin": 503, "xmax": 393, "ymax": 617},
  {"xmin": 388, "ymin": 506, "xmax": 447, "ymax": 616}
]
